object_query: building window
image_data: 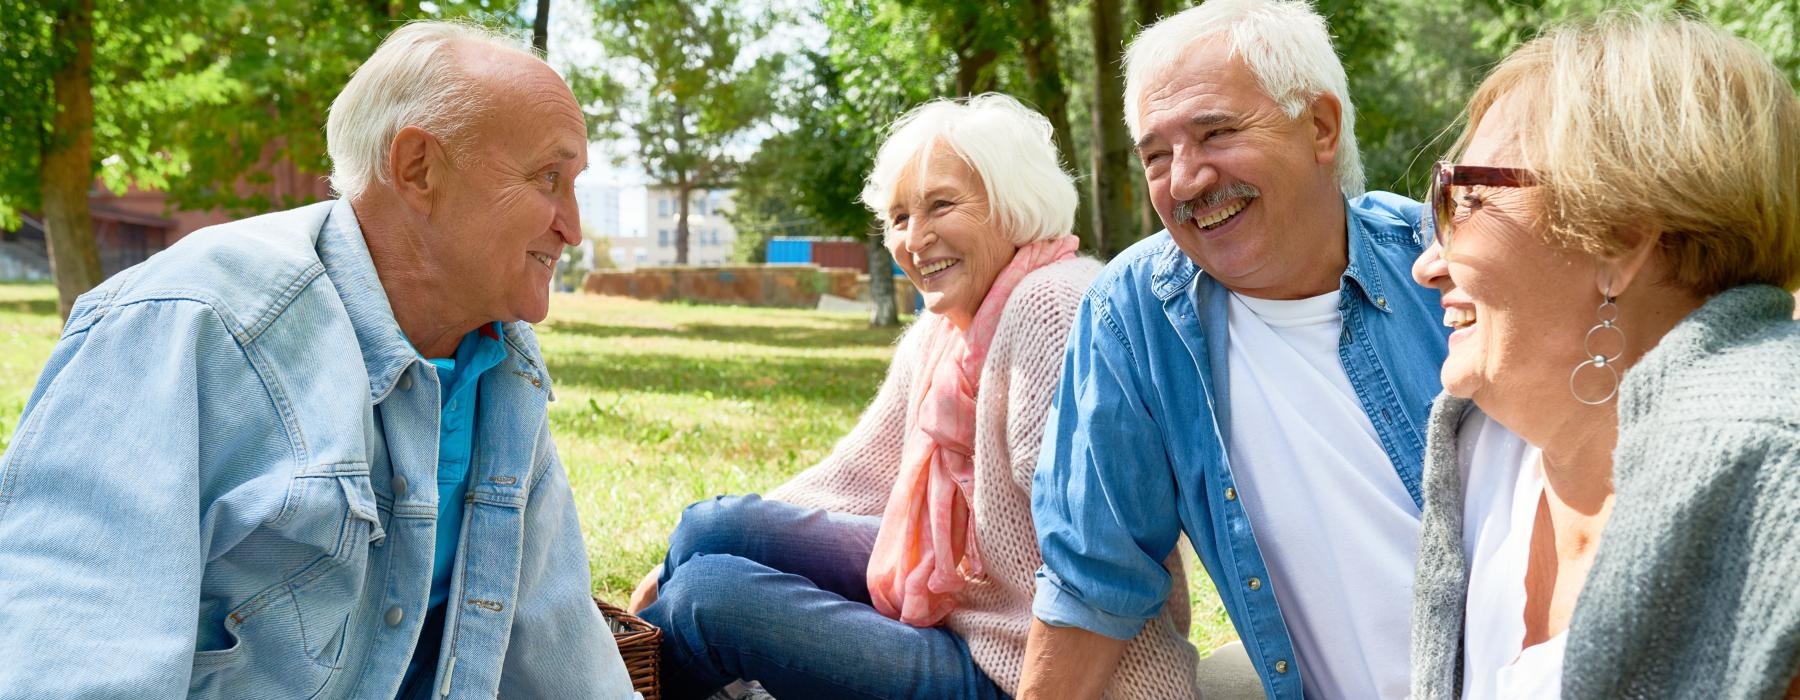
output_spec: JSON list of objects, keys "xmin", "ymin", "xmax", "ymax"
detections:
[
  {"xmin": 658, "ymin": 198, "xmax": 669, "ymax": 217},
  {"xmin": 634, "ymin": 247, "xmax": 647, "ymax": 263},
  {"xmin": 658, "ymin": 229, "xmax": 669, "ymax": 247}
]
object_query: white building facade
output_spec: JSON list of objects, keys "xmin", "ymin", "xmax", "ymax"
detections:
[{"xmin": 608, "ymin": 187, "xmax": 736, "ymax": 267}]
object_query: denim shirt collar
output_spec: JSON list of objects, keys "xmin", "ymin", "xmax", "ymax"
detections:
[
  {"xmin": 317, "ymin": 199, "xmax": 432, "ymax": 406},
  {"xmin": 1148, "ymin": 196, "xmax": 1396, "ymax": 312}
]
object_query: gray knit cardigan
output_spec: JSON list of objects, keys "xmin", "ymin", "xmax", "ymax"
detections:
[{"xmin": 1409, "ymin": 285, "xmax": 1800, "ymax": 699}]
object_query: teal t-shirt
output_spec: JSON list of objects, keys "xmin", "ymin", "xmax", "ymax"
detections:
[{"xmin": 402, "ymin": 322, "xmax": 506, "ymax": 696}]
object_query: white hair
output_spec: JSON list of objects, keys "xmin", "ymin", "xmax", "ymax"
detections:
[
  {"xmin": 326, "ymin": 21, "xmax": 523, "ymax": 200},
  {"xmin": 861, "ymin": 93, "xmax": 1078, "ymax": 246},
  {"xmin": 1123, "ymin": 0, "xmax": 1364, "ymax": 196}
]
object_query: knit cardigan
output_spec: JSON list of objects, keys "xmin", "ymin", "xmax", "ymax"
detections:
[
  {"xmin": 767, "ymin": 257, "xmax": 1203, "ymax": 699},
  {"xmin": 1410, "ymin": 285, "xmax": 1800, "ymax": 699}
]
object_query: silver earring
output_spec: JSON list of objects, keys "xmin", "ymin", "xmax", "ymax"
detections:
[{"xmin": 1569, "ymin": 285, "xmax": 1625, "ymax": 405}]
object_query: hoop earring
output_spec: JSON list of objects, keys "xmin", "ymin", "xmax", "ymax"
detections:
[{"xmin": 1569, "ymin": 286, "xmax": 1625, "ymax": 405}]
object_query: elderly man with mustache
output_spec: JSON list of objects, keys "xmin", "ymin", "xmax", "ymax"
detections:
[{"xmin": 1018, "ymin": 1, "xmax": 1451, "ymax": 698}]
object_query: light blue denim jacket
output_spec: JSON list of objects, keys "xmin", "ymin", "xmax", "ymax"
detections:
[
  {"xmin": 1031, "ymin": 193, "xmax": 1448, "ymax": 699},
  {"xmin": 0, "ymin": 200, "xmax": 634, "ymax": 699}
]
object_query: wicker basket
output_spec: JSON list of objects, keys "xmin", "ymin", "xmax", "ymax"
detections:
[{"xmin": 596, "ymin": 598, "xmax": 661, "ymax": 700}]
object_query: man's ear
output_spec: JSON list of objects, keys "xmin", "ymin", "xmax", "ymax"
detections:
[
  {"xmin": 1307, "ymin": 92, "xmax": 1343, "ymax": 168},
  {"xmin": 1601, "ymin": 225, "xmax": 1665, "ymax": 298},
  {"xmin": 388, "ymin": 125, "xmax": 442, "ymax": 215}
]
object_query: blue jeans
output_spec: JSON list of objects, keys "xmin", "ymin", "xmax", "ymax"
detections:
[{"xmin": 638, "ymin": 495, "xmax": 1010, "ymax": 700}]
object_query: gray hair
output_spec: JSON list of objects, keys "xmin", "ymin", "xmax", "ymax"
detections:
[
  {"xmin": 861, "ymin": 93, "xmax": 1078, "ymax": 246},
  {"xmin": 1123, "ymin": 0, "xmax": 1364, "ymax": 196},
  {"xmin": 326, "ymin": 21, "xmax": 523, "ymax": 200}
]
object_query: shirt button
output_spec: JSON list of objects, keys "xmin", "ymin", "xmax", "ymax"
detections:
[
  {"xmin": 1247, "ymin": 577, "xmax": 1262, "ymax": 591},
  {"xmin": 1224, "ymin": 487, "xmax": 1237, "ymax": 501},
  {"xmin": 385, "ymin": 606, "xmax": 404, "ymax": 627},
  {"xmin": 1375, "ymin": 296, "xmax": 1388, "ymax": 309},
  {"xmin": 397, "ymin": 372, "xmax": 413, "ymax": 392},
  {"xmin": 391, "ymin": 476, "xmax": 408, "ymax": 499},
  {"xmin": 1275, "ymin": 659, "xmax": 1290, "ymax": 674}
]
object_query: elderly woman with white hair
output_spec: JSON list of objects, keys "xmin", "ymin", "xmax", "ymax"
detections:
[
  {"xmin": 627, "ymin": 94, "xmax": 1202, "ymax": 699},
  {"xmin": 1408, "ymin": 14, "xmax": 1800, "ymax": 699}
]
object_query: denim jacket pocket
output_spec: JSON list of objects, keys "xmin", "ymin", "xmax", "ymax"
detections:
[
  {"xmin": 188, "ymin": 583, "xmax": 333, "ymax": 698},
  {"xmin": 189, "ymin": 471, "xmax": 380, "ymax": 698}
]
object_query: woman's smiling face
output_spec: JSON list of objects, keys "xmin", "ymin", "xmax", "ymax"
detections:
[
  {"xmin": 886, "ymin": 143, "xmax": 1019, "ymax": 330},
  {"xmin": 1412, "ymin": 91, "xmax": 1610, "ymax": 406}
]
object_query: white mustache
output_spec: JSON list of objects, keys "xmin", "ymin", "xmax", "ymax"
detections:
[{"xmin": 1174, "ymin": 183, "xmax": 1261, "ymax": 225}]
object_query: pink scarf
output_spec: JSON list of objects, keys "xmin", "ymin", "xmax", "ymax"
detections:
[{"xmin": 866, "ymin": 235, "xmax": 1079, "ymax": 627}]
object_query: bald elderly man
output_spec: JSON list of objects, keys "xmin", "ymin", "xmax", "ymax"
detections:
[{"xmin": 0, "ymin": 22, "xmax": 635, "ymax": 699}]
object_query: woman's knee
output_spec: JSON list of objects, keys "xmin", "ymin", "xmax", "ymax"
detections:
[
  {"xmin": 652, "ymin": 554, "xmax": 771, "ymax": 650},
  {"xmin": 665, "ymin": 494, "xmax": 783, "ymax": 564}
]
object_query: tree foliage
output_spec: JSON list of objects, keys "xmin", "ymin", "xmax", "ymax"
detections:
[
  {"xmin": 582, "ymin": 0, "xmax": 781, "ymax": 265},
  {"xmin": 1, "ymin": 0, "xmax": 523, "ymax": 315}
]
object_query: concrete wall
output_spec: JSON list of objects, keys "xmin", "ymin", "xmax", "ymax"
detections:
[{"xmin": 582, "ymin": 264, "xmax": 916, "ymax": 310}]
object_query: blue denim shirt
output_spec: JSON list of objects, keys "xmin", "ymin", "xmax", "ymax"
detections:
[
  {"xmin": 1031, "ymin": 193, "xmax": 1448, "ymax": 699},
  {"xmin": 0, "ymin": 200, "xmax": 634, "ymax": 699}
]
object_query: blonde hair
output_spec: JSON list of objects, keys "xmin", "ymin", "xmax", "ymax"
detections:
[
  {"xmin": 327, "ymin": 21, "xmax": 525, "ymax": 200},
  {"xmin": 1123, "ymin": 0, "xmax": 1363, "ymax": 197},
  {"xmin": 862, "ymin": 93, "xmax": 1078, "ymax": 246},
  {"xmin": 1460, "ymin": 13, "xmax": 1800, "ymax": 295}
]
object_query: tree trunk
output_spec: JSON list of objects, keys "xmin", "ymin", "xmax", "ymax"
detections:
[
  {"xmin": 41, "ymin": 0, "xmax": 102, "ymax": 320},
  {"xmin": 674, "ymin": 180, "xmax": 691, "ymax": 265},
  {"xmin": 531, "ymin": 0, "xmax": 550, "ymax": 56},
  {"xmin": 953, "ymin": 13, "xmax": 999, "ymax": 96},
  {"xmin": 1018, "ymin": 0, "xmax": 1094, "ymax": 251},
  {"xmin": 1091, "ymin": 0, "xmax": 1143, "ymax": 258},
  {"xmin": 1135, "ymin": 0, "xmax": 1166, "ymax": 30},
  {"xmin": 866, "ymin": 234, "xmax": 900, "ymax": 327}
]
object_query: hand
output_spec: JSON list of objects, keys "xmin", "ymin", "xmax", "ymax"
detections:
[{"xmin": 627, "ymin": 566, "xmax": 662, "ymax": 613}]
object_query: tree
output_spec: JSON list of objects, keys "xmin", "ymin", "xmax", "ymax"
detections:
[
  {"xmin": 0, "ymin": 0, "xmax": 525, "ymax": 318},
  {"xmin": 1017, "ymin": 0, "xmax": 1095, "ymax": 250},
  {"xmin": 585, "ymin": 0, "xmax": 780, "ymax": 265},
  {"xmin": 1089, "ymin": 0, "xmax": 1144, "ymax": 257},
  {"xmin": 531, "ymin": 0, "xmax": 550, "ymax": 55}
]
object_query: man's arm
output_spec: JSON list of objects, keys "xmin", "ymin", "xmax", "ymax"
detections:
[
  {"xmin": 1017, "ymin": 618, "xmax": 1130, "ymax": 700},
  {"xmin": 499, "ymin": 427, "xmax": 637, "ymax": 699},
  {"xmin": 0, "ymin": 299, "xmax": 249, "ymax": 696},
  {"xmin": 1022, "ymin": 292, "xmax": 1187, "ymax": 694}
]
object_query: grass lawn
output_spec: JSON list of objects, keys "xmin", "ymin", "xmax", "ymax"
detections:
[{"xmin": 0, "ymin": 282, "xmax": 1236, "ymax": 653}]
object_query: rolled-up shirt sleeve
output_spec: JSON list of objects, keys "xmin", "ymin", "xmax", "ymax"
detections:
[{"xmin": 1031, "ymin": 292, "xmax": 1183, "ymax": 641}]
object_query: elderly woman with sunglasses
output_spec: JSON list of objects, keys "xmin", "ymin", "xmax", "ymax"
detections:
[
  {"xmin": 625, "ymin": 94, "xmax": 1201, "ymax": 699},
  {"xmin": 1406, "ymin": 14, "xmax": 1800, "ymax": 700}
]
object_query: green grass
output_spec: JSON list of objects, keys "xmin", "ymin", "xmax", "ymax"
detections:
[{"xmin": 0, "ymin": 282, "xmax": 1236, "ymax": 652}]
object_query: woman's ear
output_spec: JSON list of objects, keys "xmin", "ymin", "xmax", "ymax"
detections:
[{"xmin": 1600, "ymin": 224, "xmax": 1664, "ymax": 298}]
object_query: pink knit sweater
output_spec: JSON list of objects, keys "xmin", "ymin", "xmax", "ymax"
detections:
[{"xmin": 768, "ymin": 257, "xmax": 1201, "ymax": 698}]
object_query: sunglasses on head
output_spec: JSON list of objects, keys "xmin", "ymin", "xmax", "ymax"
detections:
[{"xmin": 1423, "ymin": 161, "xmax": 1537, "ymax": 254}]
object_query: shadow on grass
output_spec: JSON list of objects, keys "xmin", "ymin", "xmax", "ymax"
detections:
[
  {"xmin": 546, "ymin": 320, "xmax": 901, "ymax": 350},
  {"xmin": 0, "ymin": 296, "xmax": 58, "ymax": 317},
  {"xmin": 548, "ymin": 350, "xmax": 892, "ymax": 406}
]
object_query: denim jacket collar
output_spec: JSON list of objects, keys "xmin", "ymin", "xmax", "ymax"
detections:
[
  {"xmin": 1148, "ymin": 196, "xmax": 1396, "ymax": 313},
  {"xmin": 317, "ymin": 200, "xmax": 553, "ymax": 406},
  {"xmin": 318, "ymin": 199, "xmax": 419, "ymax": 406}
]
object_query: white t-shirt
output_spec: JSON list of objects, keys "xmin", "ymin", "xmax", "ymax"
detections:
[
  {"xmin": 1224, "ymin": 291, "xmax": 1423, "ymax": 699},
  {"xmin": 1457, "ymin": 410, "xmax": 1567, "ymax": 699}
]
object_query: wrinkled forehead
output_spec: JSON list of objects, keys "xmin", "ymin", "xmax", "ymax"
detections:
[
  {"xmin": 1461, "ymin": 89, "xmax": 1530, "ymax": 166},
  {"xmin": 889, "ymin": 140, "xmax": 983, "ymax": 207},
  {"xmin": 1134, "ymin": 37, "xmax": 1262, "ymax": 130},
  {"xmin": 458, "ymin": 42, "xmax": 587, "ymax": 155}
]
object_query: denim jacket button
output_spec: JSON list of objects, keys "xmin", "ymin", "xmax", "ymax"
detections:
[
  {"xmin": 1224, "ymin": 487, "xmax": 1237, "ymax": 501},
  {"xmin": 1275, "ymin": 659, "xmax": 1290, "ymax": 673},
  {"xmin": 397, "ymin": 372, "xmax": 413, "ymax": 392},
  {"xmin": 385, "ymin": 606, "xmax": 404, "ymax": 627},
  {"xmin": 1247, "ymin": 577, "xmax": 1262, "ymax": 591},
  {"xmin": 391, "ymin": 476, "xmax": 408, "ymax": 499}
]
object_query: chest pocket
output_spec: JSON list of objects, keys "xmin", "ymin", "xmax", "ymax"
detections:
[{"xmin": 189, "ymin": 470, "xmax": 383, "ymax": 699}]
